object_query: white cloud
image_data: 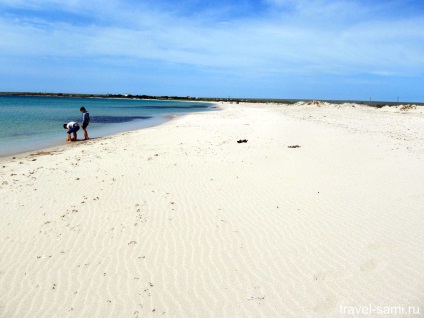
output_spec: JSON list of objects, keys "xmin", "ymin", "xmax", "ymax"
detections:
[{"xmin": 1, "ymin": 0, "xmax": 424, "ymax": 81}]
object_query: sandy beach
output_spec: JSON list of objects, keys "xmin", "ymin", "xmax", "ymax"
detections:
[{"xmin": 1, "ymin": 102, "xmax": 423, "ymax": 317}]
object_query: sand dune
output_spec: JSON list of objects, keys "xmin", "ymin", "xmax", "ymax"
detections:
[{"xmin": 0, "ymin": 102, "xmax": 423, "ymax": 317}]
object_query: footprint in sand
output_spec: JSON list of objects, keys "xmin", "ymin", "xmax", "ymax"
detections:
[
  {"xmin": 367, "ymin": 241, "xmax": 398, "ymax": 251},
  {"xmin": 314, "ymin": 296, "xmax": 342, "ymax": 315},
  {"xmin": 313, "ymin": 269, "xmax": 350, "ymax": 281},
  {"xmin": 360, "ymin": 259, "xmax": 386, "ymax": 272}
]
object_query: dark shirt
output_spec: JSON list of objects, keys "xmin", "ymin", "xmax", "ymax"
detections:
[{"xmin": 82, "ymin": 112, "xmax": 90, "ymax": 124}]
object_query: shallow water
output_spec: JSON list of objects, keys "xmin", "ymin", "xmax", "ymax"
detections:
[{"xmin": 0, "ymin": 96, "xmax": 212, "ymax": 156}]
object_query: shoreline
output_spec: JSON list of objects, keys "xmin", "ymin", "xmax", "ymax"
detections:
[
  {"xmin": 0, "ymin": 115, "xmax": 170, "ymax": 159},
  {"xmin": 0, "ymin": 101, "xmax": 219, "ymax": 159},
  {"xmin": 1, "ymin": 102, "xmax": 423, "ymax": 317}
]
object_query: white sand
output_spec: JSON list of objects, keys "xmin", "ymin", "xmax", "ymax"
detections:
[{"xmin": 1, "ymin": 102, "xmax": 423, "ymax": 317}]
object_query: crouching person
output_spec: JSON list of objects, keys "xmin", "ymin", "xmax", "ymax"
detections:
[{"xmin": 63, "ymin": 122, "xmax": 80, "ymax": 142}]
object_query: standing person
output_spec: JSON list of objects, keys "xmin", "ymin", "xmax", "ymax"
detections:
[
  {"xmin": 63, "ymin": 122, "xmax": 79, "ymax": 142},
  {"xmin": 80, "ymin": 106, "xmax": 90, "ymax": 140}
]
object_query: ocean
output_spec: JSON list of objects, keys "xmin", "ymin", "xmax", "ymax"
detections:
[{"xmin": 0, "ymin": 96, "xmax": 214, "ymax": 157}]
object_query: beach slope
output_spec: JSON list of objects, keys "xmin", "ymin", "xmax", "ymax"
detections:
[{"xmin": 1, "ymin": 102, "xmax": 423, "ymax": 317}]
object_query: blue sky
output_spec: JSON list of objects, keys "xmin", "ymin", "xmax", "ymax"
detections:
[{"xmin": 1, "ymin": 0, "xmax": 424, "ymax": 101}]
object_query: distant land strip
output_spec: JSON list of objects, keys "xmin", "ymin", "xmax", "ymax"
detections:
[{"xmin": 0, "ymin": 92, "xmax": 422, "ymax": 107}]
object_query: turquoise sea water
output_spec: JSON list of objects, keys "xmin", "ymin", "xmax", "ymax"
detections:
[{"xmin": 0, "ymin": 96, "xmax": 213, "ymax": 157}]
